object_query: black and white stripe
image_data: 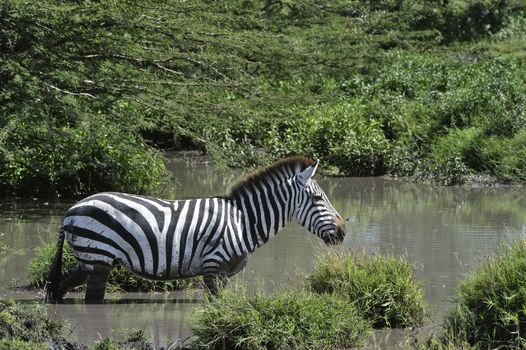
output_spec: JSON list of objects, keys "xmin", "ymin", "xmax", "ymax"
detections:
[{"xmin": 46, "ymin": 156, "xmax": 346, "ymax": 302}]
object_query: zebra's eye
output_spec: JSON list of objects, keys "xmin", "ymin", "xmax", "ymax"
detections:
[{"xmin": 312, "ymin": 194, "xmax": 323, "ymax": 201}]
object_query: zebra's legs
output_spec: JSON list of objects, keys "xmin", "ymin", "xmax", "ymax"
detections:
[
  {"xmin": 203, "ymin": 271, "xmax": 228, "ymax": 296},
  {"xmin": 202, "ymin": 254, "xmax": 248, "ymax": 295},
  {"xmin": 85, "ymin": 265, "xmax": 111, "ymax": 303},
  {"xmin": 55, "ymin": 262, "xmax": 89, "ymax": 301}
]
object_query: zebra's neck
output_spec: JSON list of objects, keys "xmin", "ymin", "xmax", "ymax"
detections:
[{"xmin": 233, "ymin": 180, "xmax": 293, "ymax": 253}]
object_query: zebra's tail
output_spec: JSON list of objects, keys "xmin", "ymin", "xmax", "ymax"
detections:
[{"xmin": 45, "ymin": 226, "xmax": 65, "ymax": 303}]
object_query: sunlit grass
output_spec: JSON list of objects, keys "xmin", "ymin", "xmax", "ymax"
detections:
[
  {"xmin": 426, "ymin": 239, "xmax": 526, "ymax": 348},
  {"xmin": 307, "ymin": 250, "xmax": 427, "ymax": 328},
  {"xmin": 189, "ymin": 285, "xmax": 371, "ymax": 350}
]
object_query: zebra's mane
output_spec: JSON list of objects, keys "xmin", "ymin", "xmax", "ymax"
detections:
[{"xmin": 228, "ymin": 156, "xmax": 315, "ymax": 198}]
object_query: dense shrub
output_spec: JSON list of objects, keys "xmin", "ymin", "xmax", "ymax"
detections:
[
  {"xmin": 307, "ymin": 250, "xmax": 426, "ymax": 328},
  {"xmin": 0, "ymin": 120, "xmax": 166, "ymax": 197},
  {"xmin": 269, "ymin": 101, "xmax": 390, "ymax": 176},
  {"xmin": 190, "ymin": 287, "xmax": 371, "ymax": 350},
  {"xmin": 28, "ymin": 241, "xmax": 198, "ymax": 292},
  {"xmin": 431, "ymin": 240, "xmax": 526, "ymax": 348}
]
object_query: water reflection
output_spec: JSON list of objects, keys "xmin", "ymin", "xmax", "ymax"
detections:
[{"xmin": 0, "ymin": 156, "xmax": 525, "ymax": 346}]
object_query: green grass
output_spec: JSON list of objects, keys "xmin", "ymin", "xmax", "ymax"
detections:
[
  {"xmin": 307, "ymin": 250, "xmax": 427, "ymax": 328},
  {"xmin": 27, "ymin": 241, "xmax": 199, "ymax": 293},
  {"xmin": 188, "ymin": 286, "xmax": 371, "ymax": 350},
  {"xmin": 429, "ymin": 239, "xmax": 526, "ymax": 348}
]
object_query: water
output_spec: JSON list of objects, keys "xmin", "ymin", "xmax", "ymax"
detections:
[{"xmin": 0, "ymin": 156, "xmax": 525, "ymax": 347}]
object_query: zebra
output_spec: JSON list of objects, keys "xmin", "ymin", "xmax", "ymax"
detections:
[{"xmin": 46, "ymin": 156, "xmax": 346, "ymax": 303}]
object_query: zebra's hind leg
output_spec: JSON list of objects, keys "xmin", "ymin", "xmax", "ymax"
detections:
[
  {"xmin": 55, "ymin": 262, "xmax": 89, "ymax": 301},
  {"xmin": 85, "ymin": 264, "xmax": 111, "ymax": 303}
]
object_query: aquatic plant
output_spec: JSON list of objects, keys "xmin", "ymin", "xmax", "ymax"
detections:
[
  {"xmin": 431, "ymin": 239, "xmax": 526, "ymax": 348},
  {"xmin": 307, "ymin": 250, "xmax": 426, "ymax": 328},
  {"xmin": 27, "ymin": 241, "xmax": 199, "ymax": 293},
  {"xmin": 189, "ymin": 286, "xmax": 371, "ymax": 350}
]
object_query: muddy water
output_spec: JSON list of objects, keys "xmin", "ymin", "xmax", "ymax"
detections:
[{"xmin": 0, "ymin": 156, "xmax": 525, "ymax": 348}]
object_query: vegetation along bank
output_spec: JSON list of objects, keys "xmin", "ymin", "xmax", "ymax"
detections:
[{"xmin": 1, "ymin": 0, "xmax": 525, "ymax": 197}]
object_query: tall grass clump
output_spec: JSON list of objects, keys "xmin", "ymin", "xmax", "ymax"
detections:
[
  {"xmin": 189, "ymin": 286, "xmax": 371, "ymax": 350},
  {"xmin": 307, "ymin": 250, "xmax": 426, "ymax": 328},
  {"xmin": 433, "ymin": 239, "xmax": 526, "ymax": 348},
  {"xmin": 27, "ymin": 241, "xmax": 198, "ymax": 292}
]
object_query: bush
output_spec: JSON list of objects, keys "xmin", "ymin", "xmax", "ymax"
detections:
[
  {"xmin": 27, "ymin": 241, "xmax": 198, "ymax": 292},
  {"xmin": 307, "ymin": 250, "xmax": 426, "ymax": 328},
  {"xmin": 189, "ymin": 287, "xmax": 371, "ymax": 350},
  {"xmin": 277, "ymin": 101, "xmax": 390, "ymax": 176},
  {"xmin": 0, "ymin": 119, "xmax": 167, "ymax": 197},
  {"xmin": 435, "ymin": 239, "xmax": 526, "ymax": 348}
]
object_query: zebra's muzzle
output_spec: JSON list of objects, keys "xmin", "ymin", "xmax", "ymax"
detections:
[
  {"xmin": 323, "ymin": 225, "xmax": 345, "ymax": 245},
  {"xmin": 323, "ymin": 216, "xmax": 346, "ymax": 245}
]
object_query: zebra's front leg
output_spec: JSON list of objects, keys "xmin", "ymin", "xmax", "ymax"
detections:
[
  {"xmin": 85, "ymin": 264, "xmax": 111, "ymax": 303},
  {"xmin": 203, "ymin": 270, "xmax": 228, "ymax": 296},
  {"xmin": 202, "ymin": 254, "xmax": 248, "ymax": 295}
]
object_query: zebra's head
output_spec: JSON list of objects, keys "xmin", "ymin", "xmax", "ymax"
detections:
[{"xmin": 290, "ymin": 161, "xmax": 346, "ymax": 245}]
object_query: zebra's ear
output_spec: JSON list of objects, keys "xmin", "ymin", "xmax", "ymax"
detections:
[{"xmin": 297, "ymin": 160, "xmax": 318, "ymax": 188}]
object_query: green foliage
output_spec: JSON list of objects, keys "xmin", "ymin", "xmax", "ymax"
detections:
[
  {"xmin": 0, "ymin": 299, "xmax": 62, "ymax": 343},
  {"xmin": 0, "ymin": 338, "xmax": 47, "ymax": 350},
  {"xmin": 1, "ymin": 0, "xmax": 526, "ymax": 195},
  {"xmin": 1, "ymin": 119, "xmax": 166, "ymax": 197},
  {"xmin": 274, "ymin": 102, "xmax": 390, "ymax": 176},
  {"xmin": 422, "ymin": 128, "xmax": 479, "ymax": 185},
  {"xmin": 432, "ymin": 239, "xmax": 526, "ymax": 348},
  {"xmin": 189, "ymin": 286, "xmax": 371, "ymax": 350},
  {"xmin": 28, "ymin": 241, "xmax": 198, "ymax": 292},
  {"xmin": 307, "ymin": 250, "xmax": 426, "ymax": 328},
  {"xmin": 27, "ymin": 240, "xmax": 76, "ymax": 289},
  {"xmin": 471, "ymin": 130, "xmax": 526, "ymax": 183}
]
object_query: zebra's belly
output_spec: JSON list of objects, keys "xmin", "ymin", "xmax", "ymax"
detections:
[{"xmin": 64, "ymin": 227, "xmax": 203, "ymax": 278}]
